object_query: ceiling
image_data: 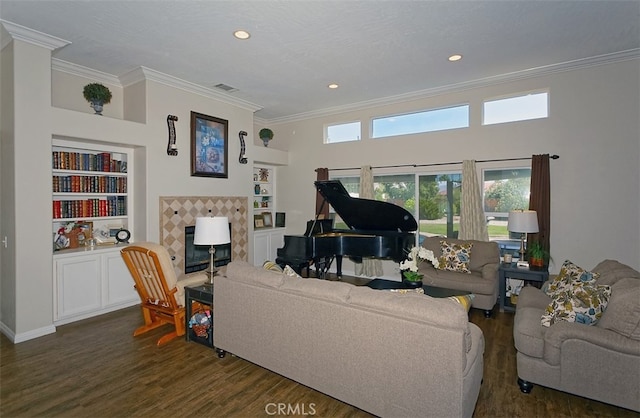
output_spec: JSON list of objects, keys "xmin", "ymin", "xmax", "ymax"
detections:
[{"xmin": 1, "ymin": 1, "xmax": 639, "ymax": 122}]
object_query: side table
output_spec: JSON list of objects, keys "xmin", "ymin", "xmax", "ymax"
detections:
[
  {"xmin": 499, "ymin": 263, "xmax": 549, "ymax": 312},
  {"xmin": 185, "ymin": 284, "xmax": 214, "ymax": 349}
]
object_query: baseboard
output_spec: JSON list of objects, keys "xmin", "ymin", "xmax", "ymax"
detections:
[{"xmin": 0, "ymin": 321, "xmax": 56, "ymax": 343}]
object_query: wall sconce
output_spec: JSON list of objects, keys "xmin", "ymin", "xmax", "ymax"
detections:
[{"xmin": 167, "ymin": 115, "xmax": 178, "ymax": 156}]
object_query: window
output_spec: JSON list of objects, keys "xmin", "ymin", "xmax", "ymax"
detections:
[
  {"xmin": 326, "ymin": 121, "xmax": 361, "ymax": 143},
  {"xmin": 483, "ymin": 91, "xmax": 548, "ymax": 125},
  {"xmin": 418, "ymin": 173, "xmax": 462, "ymax": 241},
  {"xmin": 371, "ymin": 105, "xmax": 469, "ymax": 138},
  {"xmin": 483, "ymin": 168, "xmax": 531, "ymax": 241}
]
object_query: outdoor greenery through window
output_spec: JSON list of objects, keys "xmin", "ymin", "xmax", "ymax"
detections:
[
  {"xmin": 371, "ymin": 104, "xmax": 469, "ymax": 139},
  {"xmin": 331, "ymin": 167, "xmax": 530, "ymax": 245},
  {"xmin": 326, "ymin": 121, "xmax": 361, "ymax": 143},
  {"xmin": 483, "ymin": 168, "xmax": 532, "ymax": 240}
]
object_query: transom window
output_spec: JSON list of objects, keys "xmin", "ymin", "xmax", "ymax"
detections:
[
  {"xmin": 371, "ymin": 104, "xmax": 469, "ymax": 139},
  {"xmin": 483, "ymin": 91, "xmax": 548, "ymax": 125},
  {"xmin": 326, "ymin": 121, "xmax": 361, "ymax": 143}
]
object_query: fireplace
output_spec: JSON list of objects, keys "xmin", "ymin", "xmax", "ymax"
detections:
[{"xmin": 184, "ymin": 224, "xmax": 232, "ymax": 273}]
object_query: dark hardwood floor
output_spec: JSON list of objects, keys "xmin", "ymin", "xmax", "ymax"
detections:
[{"xmin": 2, "ymin": 283, "xmax": 639, "ymax": 417}]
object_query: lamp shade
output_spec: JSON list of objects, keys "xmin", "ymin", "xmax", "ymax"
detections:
[
  {"xmin": 193, "ymin": 216, "xmax": 230, "ymax": 245},
  {"xmin": 507, "ymin": 210, "xmax": 539, "ymax": 233}
]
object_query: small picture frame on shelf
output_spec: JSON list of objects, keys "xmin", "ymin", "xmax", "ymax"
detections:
[
  {"xmin": 254, "ymin": 214, "xmax": 264, "ymax": 228},
  {"xmin": 275, "ymin": 212, "xmax": 286, "ymax": 228},
  {"xmin": 262, "ymin": 212, "xmax": 273, "ymax": 227}
]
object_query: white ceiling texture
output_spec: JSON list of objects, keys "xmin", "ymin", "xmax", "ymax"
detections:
[{"xmin": 1, "ymin": 0, "xmax": 639, "ymax": 122}]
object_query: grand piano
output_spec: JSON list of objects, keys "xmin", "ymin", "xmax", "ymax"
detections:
[{"xmin": 276, "ymin": 180, "xmax": 417, "ymax": 278}]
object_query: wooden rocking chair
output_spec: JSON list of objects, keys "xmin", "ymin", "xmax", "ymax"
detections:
[{"xmin": 121, "ymin": 242, "xmax": 207, "ymax": 346}]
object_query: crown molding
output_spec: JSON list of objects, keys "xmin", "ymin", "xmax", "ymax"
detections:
[
  {"xmin": 0, "ymin": 20, "xmax": 70, "ymax": 51},
  {"xmin": 52, "ymin": 59, "xmax": 121, "ymax": 86},
  {"xmin": 120, "ymin": 66, "xmax": 262, "ymax": 113},
  {"xmin": 265, "ymin": 49, "xmax": 640, "ymax": 125}
]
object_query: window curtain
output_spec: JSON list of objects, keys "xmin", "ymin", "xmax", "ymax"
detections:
[
  {"xmin": 459, "ymin": 160, "xmax": 489, "ymax": 241},
  {"xmin": 354, "ymin": 166, "xmax": 383, "ymax": 277},
  {"xmin": 527, "ymin": 154, "xmax": 551, "ymax": 253},
  {"xmin": 315, "ymin": 168, "xmax": 329, "ymax": 219}
]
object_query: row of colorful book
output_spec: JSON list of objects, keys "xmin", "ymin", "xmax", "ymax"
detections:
[
  {"xmin": 53, "ymin": 175, "xmax": 127, "ymax": 194},
  {"xmin": 52, "ymin": 151, "xmax": 127, "ymax": 173},
  {"xmin": 53, "ymin": 197, "xmax": 127, "ymax": 219}
]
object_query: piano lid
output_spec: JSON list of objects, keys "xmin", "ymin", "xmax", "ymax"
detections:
[{"xmin": 314, "ymin": 180, "xmax": 418, "ymax": 232}]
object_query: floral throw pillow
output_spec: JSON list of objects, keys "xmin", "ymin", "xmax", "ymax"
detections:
[
  {"xmin": 541, "ymin": 282, "xmax": 611, "ymax": 327},
  {"xmin": 437, "ymin": 240, "xmax": 473, "ymax": 274},
  {"xmin": 545, "ymin": 259, "xmax": 600, "ymax": 297}
]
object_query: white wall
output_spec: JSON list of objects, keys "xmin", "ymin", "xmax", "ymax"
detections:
[{"xmin": 273, "ymin": 59, "xmax": 640, "ymax": 275}]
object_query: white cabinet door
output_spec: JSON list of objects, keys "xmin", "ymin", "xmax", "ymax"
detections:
[
  {"xmin": 253, "ymin": 231, "xmax": 271, "ymax": 266},
  {"xmin": 55, "ymin": 254, "xmax": 101, "ymax": 320},
  {"xmin": 103, "ymin": 250, "xmax": 138, "ymax": 307},
  {"xmin": 253, "ymin": 229, "xmax": 285, "ymax": 266}
]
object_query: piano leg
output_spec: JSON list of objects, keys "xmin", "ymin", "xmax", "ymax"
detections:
[{"xmin": 336, "ymin": 255, "xmax": 343, "ymax": 278}]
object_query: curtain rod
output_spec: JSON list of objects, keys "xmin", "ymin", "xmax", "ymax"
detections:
[{"xmin": 327, "ymin": 154, "xmax": 559, "ymax": 171}]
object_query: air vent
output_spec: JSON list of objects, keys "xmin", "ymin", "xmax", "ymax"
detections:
[{"xmin": 213, "ymin": 83, "xmax": 238, "ymax": 93}]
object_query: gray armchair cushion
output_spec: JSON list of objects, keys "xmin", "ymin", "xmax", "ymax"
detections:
[
  {"xmin": 592, "ymin": 259, "xmax": 640, "ymax": 286},
  {"xmin": 597, "ymin": 277, "xmax": 640, "ymax": 340},
  {"xmin": 421, "ymin": 236, "xmax": 499, "ymax": 273}
]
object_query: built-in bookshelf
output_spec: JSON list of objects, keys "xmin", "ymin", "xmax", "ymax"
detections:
[
  {"xmin": 52, "ymin": 138, "xmax": 132, "ymax": 251},
  {"xmin": 253, "ymin": 165, "xmax": 275, "ymax": 227}
]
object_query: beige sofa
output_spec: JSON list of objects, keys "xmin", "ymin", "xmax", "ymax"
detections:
[
  {"xmin": 513, "ymin": 259, "xmax": 640, "ymax": 412},
  {"xmin": 214, "ymin": 260, "xmax": 485, "ymax": 418},
  {"xmin": 420, "ymin": 236, "xmax": 500, "ymax": 317}
]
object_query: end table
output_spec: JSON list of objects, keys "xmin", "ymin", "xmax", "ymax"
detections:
[
  {"xmin": 499, "ymin": 263, "xmax": 549, "ymax": 312},
  {"xmin": 185, "ymin": 284, "xmax": 214, "ymax": 349}
]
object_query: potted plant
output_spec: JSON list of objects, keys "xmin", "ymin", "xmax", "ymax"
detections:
[
  {"xmin": 259, "ymin": 128, "xmax": 274, "ymax": 147},
  {"xmin": 82, "ymin": 83, "xmax": 112, "ymax": 115},
  {"xmin": 527, "ymin": 241, "xmax": 550, "ymax": 269}
]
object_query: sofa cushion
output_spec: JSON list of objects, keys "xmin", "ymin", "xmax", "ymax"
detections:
[
  {"xmin": 597, "ymin": 278, "xmax": 640, "ymax": 340},
  {"xmin": 592, "ymin": 259, "xmax": 640, "ymax": 286},
  {"xmin": 437, "ymin": 240, "xmax": 472, "ymax": 273},
  {"xmin": 279, "ymin": 276, "xmax": 354, "ymax": 303},
  {"xmin": 447, "ymin": 294, "xmax": 475, "ymax": 312},
  {"xmin": 541, "ymin": 282, "xmax": 611, "ymax": 327},
  {"xmin": 421, "ymin": 236, "xmax": 498, "ymax": 273},
  {"xmin": 420, "ymin": 266, "xmax": 496, "ymax": 295},
  {"xmin": 544, "ymin": 260, "xmax": 599, "ymax": 297},
  {"xmin": 227, "ymin": 260, "xmax": 285, "ymax": 288}
]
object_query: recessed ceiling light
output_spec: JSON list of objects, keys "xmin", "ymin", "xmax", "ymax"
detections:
[
  {"xmin": 448, "ymin": 54, "xmax": 463, "ymax": 62},
  {"xmin": 328, "ymin": 83, "xmax": 339, "ymax": 89},
  {"xmin": 234, "ymin": 30, "xmax": 251, "ymax": 40}
]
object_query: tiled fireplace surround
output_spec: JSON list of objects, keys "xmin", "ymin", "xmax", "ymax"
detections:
[{"xmin": 160, "ymin": 196, "xmax": 248, "ymax": 277}]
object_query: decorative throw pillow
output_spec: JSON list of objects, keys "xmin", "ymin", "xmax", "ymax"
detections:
[
  {"xmin": 541, "ymin": 282, "xmax": 611, "ymax": 327},
  {"xmin": 446, "ymin": 293, "xmax": 475, "ymax": 312},
  {"xmin": 544, "ymin": 259, "xmax": 599, "ymax": 297},
  {"xmin": 596, "ymin": 278, "xmax": 640, "ymax": 340},
  {"xmin": 262, "ymin": 260, "xmax": 283, "ymax": 272},
  {"xmin": 437, "ymin": 240, "xmax": 473, "ymax": 274},
  {"xmin": 283, "ymin": 265, "xmax": 302, "ymax": 278}
]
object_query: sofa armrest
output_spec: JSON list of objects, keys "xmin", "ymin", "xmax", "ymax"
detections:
[
  {"xmin": 544, "ymin": 321, "xmax": 640, "ymax": 365},
  {"xmin": 481, "ymin": 262, "xmax": 499, "ymax": 281}
]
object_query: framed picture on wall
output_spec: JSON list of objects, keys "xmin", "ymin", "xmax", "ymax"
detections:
[
  {"xmin": 275, "ymin": 212, "xmax": 286, "ymax": 228},
  {"xmin": 262, "ymin": 212, "xmax": 273, "ymax": 227},
  {"xmin": 190, "ymin": 111, "xmax": 229, "ymax": 178},
  {"xmin": 254, "ymin": 214, "xmax": 264, "ymax": 228}
]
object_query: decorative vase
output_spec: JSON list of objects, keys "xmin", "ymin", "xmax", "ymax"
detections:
[
  {"xmin": 90, "ymin": 100, "xmax": 104, "ymax": 115},
  {"xmin": 401, "ymin": 271, "xmax": 423, "ymax": 288},
  {"xmin": 261, "ymin": 137, "xmax": 271, "ymax": 147}
]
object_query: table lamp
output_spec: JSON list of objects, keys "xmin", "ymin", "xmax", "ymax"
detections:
[
  {"xmin": 507, "ymin": 210, "xmax": 539, "ymax": 261},
  {"xmin": 194, "ymin": 216, "xmax": 230, "ymax": 284}
]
